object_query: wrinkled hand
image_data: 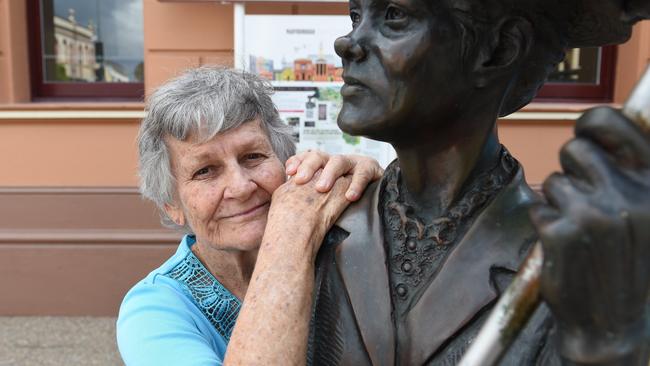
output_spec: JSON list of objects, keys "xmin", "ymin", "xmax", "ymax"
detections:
[
  {"xmin": 285, "ymin": 150, "xmax": 383, "ymax": 201},
  {"xmin": 267, "ymin": 171, "xmax": 352, "ymax": 261},
  {"xmin": 530, "ymin": 107, "xmax": 650, "ymax": 364}
]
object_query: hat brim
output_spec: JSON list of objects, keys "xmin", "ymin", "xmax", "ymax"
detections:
[{"xmin": 567, "ymin": 0, "xmax": 650, "ymax": 47}]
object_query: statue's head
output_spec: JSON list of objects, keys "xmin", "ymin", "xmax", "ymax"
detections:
[{"xmin": 334, "ymin": 0, "xmax": 646, "ymax": 144}]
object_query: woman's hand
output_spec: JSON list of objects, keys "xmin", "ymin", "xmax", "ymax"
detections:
[
  {"xmin": 285, "ymin": 150, "xmax": 384, "ymax": 201},
  {"xmin": 530, "ymin": 107, "xmax": 650, "ymax": 364},
  {"xmin": 266, "ymin": 172, "xmax": 352, "ymax": 261}
]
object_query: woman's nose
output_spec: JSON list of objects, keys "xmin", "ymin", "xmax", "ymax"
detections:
[
  {"xmin": 334, "ymin": 35, "xmax": 365, "ymax": 62},
  {"xmin": 223, "ymin": 170, "xmax": 257, "ymax": 200}
]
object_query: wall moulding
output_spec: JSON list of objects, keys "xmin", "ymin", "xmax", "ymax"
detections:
[
  {"xmin": 0, "ymin": 186, "xmax": 180, "ymax": 244},
  {"xmin": 0, "ymin": 243, "xmax": 177, "ymax": 315},
  {"xmin": 0, "ymin": 229, "xmax": 179, "ymax": 245},
  {"xmin": 0, "ymin": 110, "xmax": 145, "ymax": 120},
  {"xmin": 0, "ymin": 186, "xmax": 172, "ymax": 233},
  {"xmin": 0, "ymin": 186, "xmax": 180, "ymax": 315}
]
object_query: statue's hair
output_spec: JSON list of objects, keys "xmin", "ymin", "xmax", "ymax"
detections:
[
  {"xmin": 446, "ymin": 0, "xmax": 571, "ymax": 116},
  {"xmin": 137, "ymin": 66, "xmax": 295, "ymax": 231},
  {"xmin": 446, "ymin": 0, "xmax": 641, "ymax": 116}
]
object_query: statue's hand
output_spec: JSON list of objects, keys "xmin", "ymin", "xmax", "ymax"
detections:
[{"xmin": 530, "ymin": 107, "xmax": 650, "ymax": 364}]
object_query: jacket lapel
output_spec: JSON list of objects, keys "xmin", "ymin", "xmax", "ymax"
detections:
[
  {"xmin": 335, "ymin": 181, "xmax": 395, "ymax": 366},
  {"xmin": 401, "ymin": 169, "xmax": 541, "ymax": 365}
]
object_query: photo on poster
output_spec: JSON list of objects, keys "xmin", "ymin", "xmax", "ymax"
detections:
[
  {"xmin": 242, "ymin": 15, "xmax": 350, "ymax": 82},
  {"xmin": 318, "ymin": 104, "xmax": 327, "ymax": 121}
]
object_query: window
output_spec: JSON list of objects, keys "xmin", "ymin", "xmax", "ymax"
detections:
[
  {"xmin": 28, "ymin": 0, "xmax": 144, "ymax": 100},
  {"xmin": 536, "ymin": 46, "xmax": 617, "ymax": 102}
]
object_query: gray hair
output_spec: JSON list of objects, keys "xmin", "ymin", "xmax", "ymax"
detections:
[{"xmin": 138, "ymin": 66, "xmax": 295, "ymax": 230}]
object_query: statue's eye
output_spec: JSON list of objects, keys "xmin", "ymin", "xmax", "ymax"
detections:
[
  {"xmin": 385, "ymin": 6, "xmax": 406, "ymax": 21},
  {"xmin": 350, "ymin": 11, "xmax": 361, "ymax": 27}
]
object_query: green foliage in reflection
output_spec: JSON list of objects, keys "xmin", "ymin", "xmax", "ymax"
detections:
[
  {"xmin": 134, "ymin": 62, "xmax": 145, "ymax": 82},
  {"xmin": 55, "ymin": 63, "xmax": 70, "ymax": 81}
]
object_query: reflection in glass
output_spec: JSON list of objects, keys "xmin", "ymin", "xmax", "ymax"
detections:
[
  {"xmin": 40, "ymin": 0, "xmax": 144, "ymax": 83},
  {"xmin": 547, "ymin": 48, "xmax": 601, "ymax": 84}
]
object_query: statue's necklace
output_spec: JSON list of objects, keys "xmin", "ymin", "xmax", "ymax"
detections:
[{"xmin": 379, "ymin": 147, "xmax": 517, "ymax": 315}]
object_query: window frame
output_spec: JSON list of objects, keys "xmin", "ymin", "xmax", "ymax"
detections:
[
  {"xmin": 534, "ymin": 45, "xmax": 618, "ymax": 103},
  {"xmin": 26, "ymin": 0, "xmax": 144, "ymax": 101}
]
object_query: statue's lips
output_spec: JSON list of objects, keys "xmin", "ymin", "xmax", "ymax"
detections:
[{"xmin": 341, "ymin": 76, "xmax": 368, "ymax": 97}]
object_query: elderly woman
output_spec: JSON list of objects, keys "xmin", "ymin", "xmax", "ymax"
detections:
[{"xmin": 116, "ymin": 67, "xmax": 382, "ymax": 365}]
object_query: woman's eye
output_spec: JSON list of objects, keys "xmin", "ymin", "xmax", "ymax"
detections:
[
  {"xmin": 245, "ymin": 153, "xmax": 265, "ymax": 161},
  {"xmin": 386, "ymin": 6, "xmax": 406, "ymax": 21},
  {"xmin": 193, "ymin": 167, "xmax": 212, "ymax": 179}
]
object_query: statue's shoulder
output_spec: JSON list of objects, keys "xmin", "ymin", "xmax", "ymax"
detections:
[
  {"xmin": 335, "ymin": 179, "xmax": 382, "ymax": 235},
  {"xmin": 464, "ymin": 165, "xmax": 542, "ymax": 271},
  {"xmin": 320, "ymin": 180, "xmax": 384, "ymax": 257},
  {"xmin": 490, "ymin": 166, "xmax": 542, "ymax": 229}
]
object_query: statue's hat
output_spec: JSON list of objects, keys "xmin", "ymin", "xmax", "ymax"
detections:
[
  {"xmin": 498, "ymin": 0, "xmax": 649, "ymax": 116},
  {"xmin": 568, "ymin": 0, "xmax": 650, "ymax": 47}
]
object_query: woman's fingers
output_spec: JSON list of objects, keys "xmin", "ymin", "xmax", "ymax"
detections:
[
  {"xmin": 284, "ymin": 154, "xmax": 302, "ymax": 175},
  {"xmin": 316, "ymin": 155, "xmax": 354, "ymax": 192},
  {"xmin": 327, "ymin": 175, "xmax": 354, "ymax": 214},
  {"xmin": 290, "ymin": 150, "xmax": 329, "ymax": 184},
  {"xmin": 318, "ymin": 155, "xmax": 384, "ymax": 200},
  {"xmin": 344, "ymin": 156, "xmax": 383, "ymax": 201},
  {"xmin": 286, "ymin": 151, "xmax": 384, "ymax": 200}
]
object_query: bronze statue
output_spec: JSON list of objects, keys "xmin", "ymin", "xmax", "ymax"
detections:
[{"xmin": 308, "ymin": 0, "xmax": 650, "ymax": 365}]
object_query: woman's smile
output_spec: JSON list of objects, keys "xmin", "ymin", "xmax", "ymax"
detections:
[{"xmin": 220, "ymin": 202, "xmax": 270, "ymax": 222}]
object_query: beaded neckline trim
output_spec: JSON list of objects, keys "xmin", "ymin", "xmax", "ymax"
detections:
[
  {"xmin": 164, "ymin": 250, "xmax": 241, "ymax": 342},
  {"xmin": 380, "ymin": 146, "xmax": 517, "ymax": 312}
]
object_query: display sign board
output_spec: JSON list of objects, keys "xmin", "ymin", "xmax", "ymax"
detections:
[{"xmin": 241, "ymin": 14, "xmax": 396, "ymax": 167}]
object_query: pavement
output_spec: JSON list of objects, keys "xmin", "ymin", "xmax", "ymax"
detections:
[
  {"xmin": 3, "ymin": 317, "xmax": 648, "ymax": 365},
  {"xmin": 0, "ymin": 317, "xmax": 122, "ymax": 366}
]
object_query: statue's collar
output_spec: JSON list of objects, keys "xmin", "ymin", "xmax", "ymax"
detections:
[{"xmin": 379, "ymin": 147, "xmax": 518, "ymax": 316}]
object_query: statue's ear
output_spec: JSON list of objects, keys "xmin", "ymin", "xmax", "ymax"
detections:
[{"xmin": 474, "ymin": 17, "xmax": 533, "ymax": 87}]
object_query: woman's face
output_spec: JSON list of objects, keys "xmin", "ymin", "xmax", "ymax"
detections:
[
  {"xmin": 335, "ymin": 0, "xmax": 470, "ymax": 142},
  {"xmin": 164, "ymin": 120, "xmax": 286, "ymax": 252}
]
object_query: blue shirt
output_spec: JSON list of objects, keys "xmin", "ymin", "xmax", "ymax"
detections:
[{"xmin": 117, "ymin": 235, "xmax": 241, "ymax": 366}]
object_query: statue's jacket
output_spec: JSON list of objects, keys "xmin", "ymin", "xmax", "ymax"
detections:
[{"xmin": 308, "ymin": 165, "xmax": 561, "ymax": 366}]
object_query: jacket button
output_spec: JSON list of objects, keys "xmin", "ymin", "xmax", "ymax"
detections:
[
  {"xmin": 402, "ymin": 261, "xmax": 413, "ymax": 272},
  {"xmin": 407, "ymin": 240, "xmax": 417, "ymax": 251},
  {"xmin": 396, "ymin": 284, "xmax": 407, "ymax": 297}
]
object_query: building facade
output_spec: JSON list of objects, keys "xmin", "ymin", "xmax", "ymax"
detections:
[{"xmin": 52, "ymin": 10, "xmax": 97, "ymax": 82}]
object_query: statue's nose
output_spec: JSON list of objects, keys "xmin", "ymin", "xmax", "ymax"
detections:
[{"xmin": 334, "ymin": 35, "xmax": 365, "ymax": 62}]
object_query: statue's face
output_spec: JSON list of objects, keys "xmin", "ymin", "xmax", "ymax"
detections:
[{"xmin": 335, "ymin": 0, "xmax": 471, "ymax": 142}]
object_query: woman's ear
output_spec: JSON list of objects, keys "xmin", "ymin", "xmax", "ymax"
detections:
[
  {"xmin": 164, "ymin": 203, "xmax": 185, "ymax": 227},
  {"xmin": 474, "ymin": 17, "xmax": 533, "ymax": 88}
]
